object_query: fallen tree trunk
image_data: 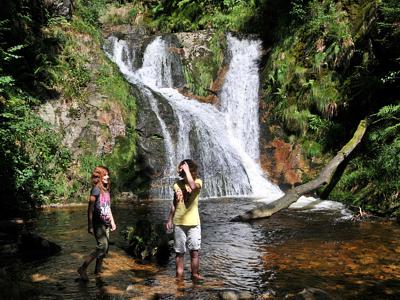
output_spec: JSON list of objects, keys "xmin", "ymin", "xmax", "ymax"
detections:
[{"xmin": 232, "ymin": 118, "xmax": 368, "ymax": 222}]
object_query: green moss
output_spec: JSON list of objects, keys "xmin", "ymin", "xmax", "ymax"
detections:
[
  {"xmin": 104, "ymin": 133, "xmax": 138, "ymax": 191},
  {"xmin": 88, "ymin": 41, "xmax": 139, "ymax": 192},
  {"xmin": 182, "ymin": 31, "xmax": 226, "ymax": 97},
  {"xmin": 96, "ymin": 60, "xmax": 137, "ymax": 127}
]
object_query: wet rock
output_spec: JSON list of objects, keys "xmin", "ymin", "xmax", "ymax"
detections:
[
  {"xmin": 163, "ymin": 34, "xmax": 186, "ymax": 89},
  {"xmin": 43, "ymin": 0, "xmax": 73, "ymax": 19},
  {"xmin": 260, "ymin": 139, "xmax": 305, "ymax": 187},
  {"xmin": 143, "ymin": 278, "xmax": 160, "ymax": 286},
  {"xmin": 132, "ymin": 85, "xmax": 177, "ymax": 180},
  {"xmin": 238, "ymin": 291, "xmax": 254, "ymax": 299},
  {"xmin": 18, "ymin": 232, "xmax": 61, "ymax": 260},
  {"xmin": 220, "ymin": 291, "xmax": 239, "ymax": 300},
  {"xmin": 175, "ymin": 30, "xmax": 214, "ymax": 61},
  {"xmin": 175, "ymin": 30, "xmax": 225, "ymax": 104},
  {"xmin": 296, "ymin": 288, "xmax": 335, "ymax": 300},
  {"xmin": 258, "ymin": 289, "xmax": 276, "ymax": 299},
  {"xmin": 118, "ymin": 192, "xmax": 138, "ymax": 203},
  {"xmin": 152, "ymin": 293, "xmax": 176, "ymax": 300},
  {"xmin": 0, "ymin": 219, "xmax": 24, "ymax": 259},
  {"xmin": 0, "ymin": 219, "xmax": 24, "ymax": 233},
  {"xmin": 0, "ymin": 243, "xmax": 19, "ymax": 257},
  {"xmin": 258, "ymin": 292, "xmax": 275, "ymax": 299},
  {"xmin": 126, "ymin": 284, "xmax": 142, "ymax": 297},
  {"xmin": 219, "ymin": 290, "xmax": 255, "ymax": 300}
]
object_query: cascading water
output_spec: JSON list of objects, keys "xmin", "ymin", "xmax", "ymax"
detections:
[{"xmin": 105, "ymin": 34, "xmax": 283, "ymax": 201}]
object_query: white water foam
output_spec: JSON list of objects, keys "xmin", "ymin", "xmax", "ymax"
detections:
[
  {"xmin": 105, "ymin": 34, "xmax": 283, "ymax": 201},
  {"xmin": 289, "ymin": 195, "xmax": 353, "ymax": 218}
]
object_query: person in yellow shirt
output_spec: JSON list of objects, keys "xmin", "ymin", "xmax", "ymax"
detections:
[{"xmin": 165, "ymin": 159, "xmax": 203, "ymax": 281}]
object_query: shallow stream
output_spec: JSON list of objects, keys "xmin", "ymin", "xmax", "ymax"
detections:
[{"xmin": 15, "ymin": 199, "xmax": 400, "ymax": 299}]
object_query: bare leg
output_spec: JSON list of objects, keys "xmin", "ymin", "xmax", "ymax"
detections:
[
  {"xmin": 175, "ymin": 253, "xmax": 184, "ymax": 279},
  {"xmin": 78, "ymin": 254, "xmax": 96, "ymax": 281},
  {"xmin": 190, "ymin": 250, "xmax": 203, "ymax": 280}
]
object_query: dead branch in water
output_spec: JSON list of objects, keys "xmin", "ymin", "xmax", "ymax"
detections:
[{"xmin": 231, "ymin": 118, "xmax": 368, "ymax": 222}]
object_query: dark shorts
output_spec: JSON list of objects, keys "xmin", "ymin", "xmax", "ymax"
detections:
[{"xmin": 91, "ymin": 224, "xmax": 109, "ymax": 258}]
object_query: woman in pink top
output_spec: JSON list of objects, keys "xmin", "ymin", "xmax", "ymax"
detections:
[{"xmin": 77, "ymin": 166, "xmax": 116, "ymax": 281}]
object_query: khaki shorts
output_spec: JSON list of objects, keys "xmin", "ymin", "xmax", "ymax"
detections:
[{"xmin": 174, "ymin": 224, "xmax": 201, "ymax": 253}]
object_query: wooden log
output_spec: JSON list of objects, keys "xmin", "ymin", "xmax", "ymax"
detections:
[{"xmin": 232, "ymin": 119, "xmax": 368, "ymax": 222}]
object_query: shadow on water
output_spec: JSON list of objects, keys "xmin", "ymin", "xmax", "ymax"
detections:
[{"xmin": 6, "ymin": 199, "xmax": 400, "ymax": 299}]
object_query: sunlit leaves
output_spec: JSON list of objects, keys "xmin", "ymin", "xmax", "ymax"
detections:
[{"xmin": 333, "ymin": 103, "xmax": 400, "ymax": 216}]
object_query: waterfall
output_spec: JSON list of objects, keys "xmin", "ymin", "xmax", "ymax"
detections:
[{"xmin": 105, "ymin": 34, "xmax": 283, "ymax": 201}]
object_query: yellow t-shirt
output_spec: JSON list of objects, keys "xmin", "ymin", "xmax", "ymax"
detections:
[{"xmin": 173, "ymin": 178, "xmax": 203, "ymax": 226}]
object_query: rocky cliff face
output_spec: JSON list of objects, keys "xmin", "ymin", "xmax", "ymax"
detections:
[
  {"xmin": 259, "ymin": 103, "xmax": 317, "ymax": 189},
  {"xmin": 43, "ymin": 0, "xmax": 73, "ymax": 19},
  {"xmin": 260, "ymin": 136, "xmax": 314, "ymax": 188},
  {"xmin": 132, "ymin": 86, "xmax": 177, "ymax": 178},
  {"xmin": 38, "ymin": 94, "xmax": 126, "ymax": 157}
]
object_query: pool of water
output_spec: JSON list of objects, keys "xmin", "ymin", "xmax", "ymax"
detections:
[{"xmin": 10, "ymin": 198, "xmax": 400, "ymax": 299}]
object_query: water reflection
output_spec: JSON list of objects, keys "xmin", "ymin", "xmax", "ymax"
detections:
[
  {"xmin": 16, "ymin": 199, "xmax": 400, "ymax": 299},
  {"xmin": 256, "ymin": 211, "xmax": 400, "ymax": 299}
]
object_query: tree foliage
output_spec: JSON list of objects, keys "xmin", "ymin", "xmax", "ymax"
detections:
[
  {"xmin": 0, "ymin": 0, "xmax": 139, "ymax": 216},
  {"xmin": 147, "ymin": 0, "xmax": 257, "ymax": 32},
  {"xmin": 0, "ymin": 13, "xmax": 73, "ymax": 216},
  {"xmin": 332, "ymin": 103, "xmax": 400, "ymax": 216},
  {"xmin": 262, "ymin": 0, "xmax": 399, "ymax": 216}
]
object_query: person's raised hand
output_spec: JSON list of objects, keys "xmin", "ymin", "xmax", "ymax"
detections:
[{"xmin": 181, "ymin": 162, "xmax": 190, "ymax": 174}]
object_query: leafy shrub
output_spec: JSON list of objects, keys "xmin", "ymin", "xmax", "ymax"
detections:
[
  {"xmin": 331, "ymin": 104, "xmax": 400, "ymax": 216},
  {"xmin": 148, "ymin": 0, "xmax": 257, "ymax": 32},
  {"xmin": 0, "ymin": 17, "xmax": 74, "ymax": 213},
  {"xmin": 122, "ymin": 219, "xmax": 171, "ymax": 263},
  {"xmin": 302, "ymin": 140, "xmax": 322, "ymax": 158},
  {"xmin": 75, "ymin": 0, "xmax": 107, "ymax": 27},
  {"xmin": 0, "ymin": 95, "xmax": 72, "ymax": 210},
  {"xmin": 265, "ymin": 0, "xmax": 352, "ymax": 138}
]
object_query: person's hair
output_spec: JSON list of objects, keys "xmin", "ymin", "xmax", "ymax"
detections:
[
  {"xmin": 91, "ymin": 166, "xmax": 110, "ymax": 192},
  {"xmin": 177, "ymin": 159, "xmax": 198, "ymax": 179}
]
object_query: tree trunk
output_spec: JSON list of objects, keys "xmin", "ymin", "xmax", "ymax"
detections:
[{"xmin": 231, "ymin": 118, "xmax": 368, "ymax": 222}]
